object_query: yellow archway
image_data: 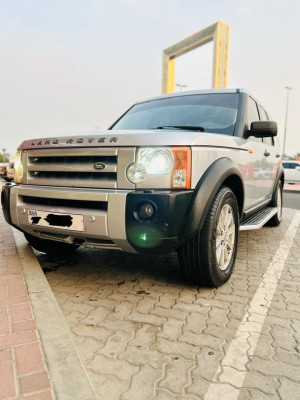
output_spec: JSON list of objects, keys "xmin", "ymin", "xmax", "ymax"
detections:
[{"xmin": 162, "ymin": 22, "xmax": 230, "ymax": 94}]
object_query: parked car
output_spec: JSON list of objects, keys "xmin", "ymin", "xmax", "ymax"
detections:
[
  {"xmin": 1, "ymin": 89, "xmax": 284, "ymax": 287},
  {"xmin": 6, "ymin": 161, "xmax": 15, "ymax": 181},
  {"xmin": 282, "ymin": 160, "xmax": 300, "ymax": 183},
  {"xmin": 0, "ymin": 163, "xmax": 8, "ymax": 180}
]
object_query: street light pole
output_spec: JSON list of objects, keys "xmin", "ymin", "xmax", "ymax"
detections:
[
  {"xmin": 282, "ymin": 86, "xmax": 292, "ymax": 158},
  {"xmin": 176, "ymin": 84, "xmax": 187, "ymax": 92}
]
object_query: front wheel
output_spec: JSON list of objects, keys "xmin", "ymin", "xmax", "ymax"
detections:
[
  {"xmin": 178, "ymin": 186, "xmax": 240, "ymax": 287},
  {"xmin": 24, "ymin": 233, "xmax": 79, "ymax": 255}
]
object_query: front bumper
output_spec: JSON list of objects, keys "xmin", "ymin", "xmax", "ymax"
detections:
[{"xmin": 1, "ymin": 183, "xmax": 193, "ymax": 254}]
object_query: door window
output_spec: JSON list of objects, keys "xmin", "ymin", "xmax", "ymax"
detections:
[{"xmin": 247, "ymin": 97, "xmax": 262, "ymax": 143}]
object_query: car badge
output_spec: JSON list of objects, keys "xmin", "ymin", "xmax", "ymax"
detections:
[{"xmin": 94, "ymin": 162, "xmax": 106, "ymax": 170}]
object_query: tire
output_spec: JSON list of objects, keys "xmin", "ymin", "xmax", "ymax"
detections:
[
  {"xmin": 24, "ymin": 233, "xmax": 79, "ymax": 255},
  {"xmin": 178, "ymin": 186, "xmax": 239, "ymax": 287},
  {"xmin": 267, "ymin": 180, "xmax": 283, "ymax": 227}
]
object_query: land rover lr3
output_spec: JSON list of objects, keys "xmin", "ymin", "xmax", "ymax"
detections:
[{"xmin": 1, "ymin": 89, "xmax": 284, "ymax": 287}]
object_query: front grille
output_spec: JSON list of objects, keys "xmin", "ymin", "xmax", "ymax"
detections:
[
  {"xmin": 22, "ymin": 195, "xmax": 108, "ymax": 210},
  {"xmin": 28, "ymin": 171, "xmax": 117, "ymax": 181},
  {"xmin": 26, "ymin": 148, "xmax": 118, "ymax": 189}
]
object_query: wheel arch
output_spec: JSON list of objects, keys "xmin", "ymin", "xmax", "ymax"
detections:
[
  {"xmin": 179, "ymin": 157, "xmax": 244, "ymax": 240},
  {"xmin": 272, "ymin": 163, "xmax": 284, "ymax": 199}
]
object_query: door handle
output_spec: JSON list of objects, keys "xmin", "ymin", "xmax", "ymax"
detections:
[{"xmin": 264, "ymin": 150, "xmax": 270, "ymax": 157}]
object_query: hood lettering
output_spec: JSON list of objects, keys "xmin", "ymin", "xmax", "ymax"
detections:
[{"xmin": 29, "ymin": 136, "xmax": 118, "ymax": 147}]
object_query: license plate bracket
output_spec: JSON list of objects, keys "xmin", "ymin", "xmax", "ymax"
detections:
[{"xmin": 28, "ymin": 209, "xmax": 85, "ymax": 231}]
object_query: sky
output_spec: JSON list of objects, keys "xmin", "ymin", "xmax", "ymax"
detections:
[{"xmin": 0, "ymin": 0, "xmax": 299, "ymax": 157}]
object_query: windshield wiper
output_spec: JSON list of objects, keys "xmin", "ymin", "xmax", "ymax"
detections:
[{"xmin": 155, "ymin": 125, "xmax": 205, "ymax": 132}]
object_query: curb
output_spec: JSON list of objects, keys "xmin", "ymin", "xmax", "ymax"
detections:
[
  {"xmin": 12, "ymin": 229, "xmax": 99, "ymax": 400},
  {"xmin": 283, "ymin": 189, "xmax": 300, "ymax": 194}
]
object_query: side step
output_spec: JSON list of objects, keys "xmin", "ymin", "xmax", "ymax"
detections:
[{"xmin": 240, "ymin": 207, "xmax": 277, "ymax": 231}]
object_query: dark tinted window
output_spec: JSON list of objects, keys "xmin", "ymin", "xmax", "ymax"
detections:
[
  {"xmin": 111, "ymin": 94, "xmax": 239, "ymax": 135},
  {"xmin": 287, "ymin": 163, "xmax": 300, "ymax": 169},
  {"xmin": 247, "ymin": 97, "xmax": 261, "ymax": 143},
  {"xmin": 258, "ymin": 105, "xmax": 268, "ymax": 121},
  {"xmin": 259, "ymin": 105, "xmax": 274, "ymax": 146}
]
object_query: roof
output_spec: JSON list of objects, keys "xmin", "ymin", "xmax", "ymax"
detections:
[{"xmin": 135, "ymin": 88, "xmax": 248, "ymax": 104}]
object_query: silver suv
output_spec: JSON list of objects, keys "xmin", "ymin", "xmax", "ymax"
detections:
[{"xmin": 1, "ymin": 89, "xmax": 284, "ymax": 287}]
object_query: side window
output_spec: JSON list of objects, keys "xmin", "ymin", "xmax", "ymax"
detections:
[
  {"xmin": 282, "ymin": 162, "xmax": 290, "ymax": 168},
  {"xmin": 247, "ymin": 97, "xmax": 262, "ymax": 143},
  {"xmin": 259, "ymin": 105, "xmax": 274, "ymax": 146}
]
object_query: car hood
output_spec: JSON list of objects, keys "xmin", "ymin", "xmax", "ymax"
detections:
[{"xmin": 19, "ymin": 130, "xmax": 243, "ymax": 150}]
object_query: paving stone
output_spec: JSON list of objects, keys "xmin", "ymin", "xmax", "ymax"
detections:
[
  {"xmin": 122, "ymin": 365, "xmax": 161, "ymax": 400},
  {"xmin": 152, "ymin": 338, "xmax": 199, "ymax": 359},
  {"xmin": 173, "ymin": 302, "xmax": 210, "ymax": 314},
  {"xmin": 248, "ymin": 356, "xmax": 300, "ymax": 381},
  {"xmin": 204, "ymin": 325, "xmax": 236, "ymax": 342},
  {"xmin": 155, "ymin": 292, "xmax": 178, "ymax": 308},
  {"xmin": 97, "ymin": 331, "xmax": 133, "ymax": 359},
  {"xmin": 61, "ymin": 300, "xmax": 95, "ymax": 315},
  {"xmin": 151, "ymin": 306, "xmax": 189, "ymax": 320},
  {"xmin": 178, "ymin": 290, "xmax": 197, "ymax": 304},
  {"xmin": 203, "ymin": 382, "xmax": 240, "ymax": 400},
  {"xmin": 221, "ymin": 366, "xmax": 279, "ymax": 395},
  {"xmin": 270, "ymin": 325, "xmax": 297, "ymax": 352},
  {"xmin": 158, "ymin": 318, "xmax": 184, "ymax": 341},
  {"xmin": 184, "ymin": 313, "xmax": 207, "ymax": 334},
  {"xmin": 179, "ymin": 331, "xmax": 225, "ymax": 351},
  {"xmin": 72, "ymin": 324, "xmax": 112, "ymax": 343},
  {"xmin": 193, "ymin": 347, "xmax": 223, "ymax": 381},
  {"xmin": 81, "ymin": 307, "xmax": 111, "ymax": 325},
  {"xmin": 77, "ymin": 337, "xmax": 107, "ymax": 362},
  {"xmin": 193, "ymin": 297, "xmax": 228, "ymax": 310},
  {"xmin": 15, "ymin": 342, "xmax": 44, "ymax": 375},
  {"xmin": 155, "ymin": 388, "xmax": 184, "ymax": 399},
  {"xmin": 88, "ymin": 354, "xmax": 138, "ymax": 381},
  {"xmin": 94, "ymin": 374, "xmax": 129, "ymax": 400},
  {"xmin": 278, "ymin": 377, "xmax": 300, "ymax": 400},
  {"xmin": 248, "ymin": 332, "xmax": 274, "ymax": 359},
  {"xmin": 100, "ymin": 318, "xmax": 137, "ymax": 333},
  {"xmin": 19, "ymin": 371, "xmax": 50, "ymax": 395},
  {"xmin": 186, "ymin": 377, "xmax": 210, "ymax": 399},
  {"xmin": 0, "ymin": 362, "xmax": 16, "ymax": 399},
  {"xmin": 120, "ymin": 345, "xmax": 167, "ymax": 369},
  {"xmin": 129, "ymin": 324, "xmax": 159, "ymax": 349},
  {"xmin": 136, "ymin": 296, "xmax": 159, "ymax": 313},
  {"xmin": 126, "ymin": 310, "xmax": 166, "ymax": 326},
  {"xmin": 159, "ymin": 357, "xmax": 194, "ymax": 394}
]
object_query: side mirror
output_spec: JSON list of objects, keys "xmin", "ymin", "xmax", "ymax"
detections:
[{"xmin": 245, "ymin": 121, "xmax": 277, "ymax": 138}]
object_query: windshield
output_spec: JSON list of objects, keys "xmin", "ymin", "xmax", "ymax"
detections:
[{"xmin": 110, "ymin": 93, "xmax": 239, "ymax": 135}]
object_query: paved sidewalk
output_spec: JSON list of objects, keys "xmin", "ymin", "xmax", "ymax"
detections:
[
  {"xmin": 36, "ymin": 208, "xmax": 300, "ymax": 400},
  {"xmin": 0, "ymin": 211, "xmax": 98, "ymax": 400},
  {"xmin": 0, "ymin": 215, "xmax": 53, "ymax": 399},
  {"xmin": 1, "ymin": 207, "xmax": 300, "ymax": 400}
]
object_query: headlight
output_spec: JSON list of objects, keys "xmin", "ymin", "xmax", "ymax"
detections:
[
  {"xmin": 127, "ymin": 163, "xmax": 147, "ymax": 184},
  {"xmin": 126, "ymin": 147, "xmax": 174, "ymax": 184},
  {"xmin": 138, "ymin": 148, "xmax": 174, "ymax": 174},
  {"xmin": 14, "ymin": 151, "xmax": 24, "ymax": 183},
  {"xmin": 126, "ymin": 146, "xmax": 191, "ymax": 188}
]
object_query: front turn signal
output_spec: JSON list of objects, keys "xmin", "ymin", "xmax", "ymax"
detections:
[{"xmin": 171, "ymin": 146, "xmax": 191, "ymax": 189}]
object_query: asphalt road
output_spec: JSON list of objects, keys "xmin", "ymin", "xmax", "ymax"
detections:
[{"xmin": 283, "ymin": 191, "xmax": 300, "ymax": 210}]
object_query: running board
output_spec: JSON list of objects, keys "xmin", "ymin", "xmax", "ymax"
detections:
[{"xmin": 240, "ymin": 207, "xmax": 277, "ymax": 231}]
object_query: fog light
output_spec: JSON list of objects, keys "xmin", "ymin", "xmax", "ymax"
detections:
[{"xmin": 138, "ymin": 203, "xmax": 154, "ymax": 220}]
